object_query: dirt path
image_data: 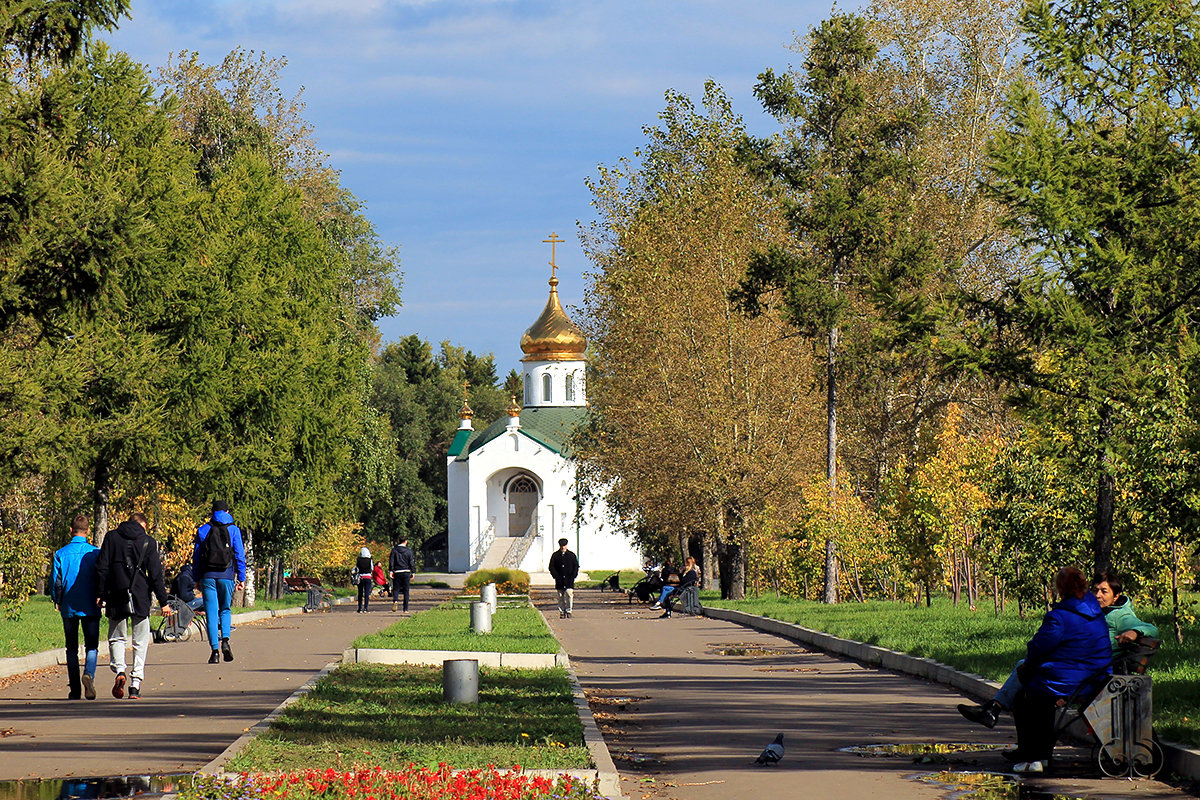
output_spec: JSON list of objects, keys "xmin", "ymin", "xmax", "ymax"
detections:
[
  {"xmin": 0, "ymin": 590, "xmax": 451, "ymax": 780},
  {"xmin": 537, "ymin": 589, "xmax": 1190, "ymax": 800}
]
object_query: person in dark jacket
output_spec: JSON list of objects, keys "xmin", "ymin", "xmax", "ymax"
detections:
[
  {"xmin": 94, "ymin": 514, "xmax": 171, "ymax": 700},
  {"xmin": 171, "ymin": 563, "xmax": 205, "ymax": 611},
  {"xmin": 192, "ymin": 500, "xmax": 247, "ymax": 664},
  {"xmin": 52, "ymin": 514, "xmax": 100, "ymax": 700},
  {"xmin": 1007, "ymin": 566, "xmax": 1111, "ymax": 774},
  {"xmin": 548, "ymin": 538, "xmax": 579, "ymax": 619},
  {"xmin": 389, "ymin": 537, "xmax": 416, "ymax": 613},
  {"xmin": 355, "ymin": 547, "xmax": 374, "ymax": 612},
  {"xmin": 660, "ymin": 557, "xmax": 699, "ymax": 619}
]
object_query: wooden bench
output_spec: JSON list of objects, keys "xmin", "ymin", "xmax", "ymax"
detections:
[{"xmin": 284, "ymin": 577, "xmax": 333, "ymax": 612}]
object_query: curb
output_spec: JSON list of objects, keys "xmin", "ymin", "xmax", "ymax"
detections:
[
  {"xmin": 0, "ymin": 599, "xmax": 359, "ymax": 681},
  {"xmin": 200, "ymin": 660, "xmax": 341, "ymax": 774},
  {"xmin": 704, "ymin": 606, "xmax": 1200, "ymax": 781}
]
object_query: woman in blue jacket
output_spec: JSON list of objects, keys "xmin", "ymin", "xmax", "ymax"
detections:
[{"xmin": 1009, "ymin": 566, "xmax": 1111, "ymax": 773}]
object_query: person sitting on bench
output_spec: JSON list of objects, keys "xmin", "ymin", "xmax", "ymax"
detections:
[
  {"xmin": 659, "ymin": 557, "xmax": 699, "ymax": 618},
  {"xmin": 959, "ymin": 569, "xmax": 1158, "ymax": 730},
  {"xmin": 1004, "ymin": 566, "xmax": 1111, "ymax": 773}
]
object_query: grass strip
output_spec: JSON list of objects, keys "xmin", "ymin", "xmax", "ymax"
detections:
[
  {"xmin": 706, "ymin": 594, "xmax": 1200, "ymax": 747},
  {"xmin": 574, "ymin": 570, "xmax": 645, "ymax": 590},
  {"xmin": 0, "ymin": 591, "xmax": 354, "ymax": 659},
  {"xmin": 352, "ymin": 601, "xmax": 558, "ymax": 653},
  {"xmin": 229, "ymin": 662, "xmax": 591, "ymax": 772}
]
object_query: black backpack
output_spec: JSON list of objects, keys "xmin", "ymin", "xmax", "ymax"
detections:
[{"xmin": 202, "ymin": 519, "xmax": 233, "ymax": 571}]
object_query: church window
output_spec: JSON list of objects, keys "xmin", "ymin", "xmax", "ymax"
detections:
[
  {"xmin": 524, "ymin": 379, "xmax": 531, "ymax": 406},
  {"xmin": 566, "ymin": 372, "xmax": 576, "ymax": 401},
  {"xmin": 542, "ymin": 373, "xmax": 553, "ymax": 403},
  {"xmin": 507, "ymin": 475, "xmax": 539, "ymax": 495}
]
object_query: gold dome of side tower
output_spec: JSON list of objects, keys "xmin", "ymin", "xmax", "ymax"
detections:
[{"xmin": 520, "ymin": 232, "xmax": 587, "ymax": 362}]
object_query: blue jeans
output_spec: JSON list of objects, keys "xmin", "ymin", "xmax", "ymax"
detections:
[
  {"xmin": 63, "ymin": 615, "xmax": 100, "ymax": 695},
  {"xmin": 200, "ymin": 577, "xmax": 235, "ymax": 649},
  {"xmin": 994, "ymin": 658, "xmax": 1025, "ymax": 710},
  {"xmin": 657, "ymin": 585, "xmax": 677, "ymax": 605}
]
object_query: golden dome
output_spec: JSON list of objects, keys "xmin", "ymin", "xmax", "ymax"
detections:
[{"xmin": 519, "ymin": 274, "xmax": 587, "ymax": 362}]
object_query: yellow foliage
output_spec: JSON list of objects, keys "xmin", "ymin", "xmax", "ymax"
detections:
[{"xmin": 290, "ymin": 520, "xmax": 365, "ymax": 580}]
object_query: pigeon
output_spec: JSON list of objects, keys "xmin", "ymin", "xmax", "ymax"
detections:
[{"xmin": 755, "ymin": 733, "xmax": 784, "ymax": 766}]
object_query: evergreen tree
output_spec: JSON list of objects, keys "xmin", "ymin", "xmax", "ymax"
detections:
[{"xmin": 975, "ymin": 0, "xmax": 1200, "ymax": 572}]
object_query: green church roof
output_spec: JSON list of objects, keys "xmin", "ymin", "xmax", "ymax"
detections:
[{"xmin": 455, "ymin": 405, "xmax": 589, "ymax": 461}]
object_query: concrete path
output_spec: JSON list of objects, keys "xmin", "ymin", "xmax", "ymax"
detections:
[
  {"xmin": 0, "ymin": 590, "xmax": 451, "ymax": 780},
  {"xmin": 537, "ymin": 589, "xmax": 1191, "ymax": 800}
]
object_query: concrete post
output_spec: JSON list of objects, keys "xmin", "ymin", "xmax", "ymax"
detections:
[
  {"xmin": 444, "ymin": 659, "xmax": 479, "ymax": 704},
  {"xmin": 470, "ymin": 601, "xmax": 492, "ymax": 634},
  {"xmin": 481, "ymin": 582, "xmax": 498, "ymax": 613}
]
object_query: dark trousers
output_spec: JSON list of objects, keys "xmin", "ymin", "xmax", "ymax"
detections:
[
  {"xmin": 392, "ymin": 572, "xmax": 412, "ymax": 611},
  {"xmin": 357, "ymin": 578, "xmax": 371, "ymax": 610},
  {"xmin": 63, "ymin": 616, "xmax": 101, "ymax": 694},
  {"xmin": 1013, "ymin": 688, "xmax": 1060, "ymax": 761}
]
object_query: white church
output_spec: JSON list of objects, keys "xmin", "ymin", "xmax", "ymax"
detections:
[{"xmin": 445, "ymin": 239, "xmax": 641, "ymax": 575}]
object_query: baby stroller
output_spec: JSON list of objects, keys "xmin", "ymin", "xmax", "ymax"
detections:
[
  {"xmin": 153, "ymin": 596, "xmax": 205, "ymax": 642},
  {"xmin": 629, "ymin": 567, "xmax": 664, "ymax": 604},
  {"xmin": 1056, "ymin": 637, "xmax": 1163, "ymax": 778}
]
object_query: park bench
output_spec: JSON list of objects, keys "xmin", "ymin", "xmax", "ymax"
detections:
[{"xmin": 284, "ymin": 577, "xmax": 334, "ymax": 612}]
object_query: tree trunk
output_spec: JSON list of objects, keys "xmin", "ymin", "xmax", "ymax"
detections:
[
  {"xmin": 702, "ymin": 531, "xmax": 716, "ymax": 590},
  {"xmin": 243, "ymin": 526, "xmax": 255, "ymax": 607},
  {"xmin": 721, "ymin": 539, "xmax": 746, "ymax": 600},
  {"xmin": 822, "ymin": 319, "xmax": 839, "ymax": 604},
  {"xmin": 1172, "ymin": 538, "xmax": 1184, "ymax": 645},
  {"xmin": 93, "ymin": 457, "xmax": 111, "ymax": 549},
  {"xmin": 1093, "ymin": 403, "xmax": 1115, "ymax": 574}
]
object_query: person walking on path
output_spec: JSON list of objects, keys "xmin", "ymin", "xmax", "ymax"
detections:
[
  {"xmin": 51, "ymin": 514, "xmax": 101, "ymax": 700},
  {"xmin": 95, "ymin": 513, "xmax": 171, "ymax": 700},
  {"xmin": 389, "ymin": 537, "xmax": 416, "ymax": 612},
  {"xmin": 548, "ymin": 538, "xmax": 578, "ymax": 619},
  {"xmin": 192, "ymin": 500, "xmax": 247, "ymax": 664},
  {"xmin": 355, "ymin": 547, "xmax": 374, "ymax": 612}
]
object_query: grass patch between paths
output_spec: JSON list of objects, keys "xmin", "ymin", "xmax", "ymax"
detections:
[
  {"xmin": 352, "ymin": 601, "xmax": 558, "ymax": 653},
  {"xmin": 706, "ymin": 594, "xmax": 1200, "ymax": 748},
  {"xmin": 229, "ymin": 663, "xmax": 591, "ymax": 772}
]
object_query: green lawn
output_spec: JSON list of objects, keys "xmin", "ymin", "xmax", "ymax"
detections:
[
  {"xmin": 352, "ymin": 601, "xmax": 559, "ymax": 653},
  {"xmin": 706, "ymin": 594, "xmax": 1200, "ymax": 747},
  {"xmin": 575, "ymin": 569, "xmax": 645, "ymax": 590},
  {"xmin": 0, "ymin": 590, "xmax": 353, "ymax": 659},
  {"xmin": 229, "ymin": 662, "xmax": 591, "ymax": 771}
]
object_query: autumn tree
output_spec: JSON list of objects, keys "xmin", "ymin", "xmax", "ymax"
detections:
[
  {"xmin": 733, "ymin": 13, "xmax": 935, "ymax": 602},
  {"xmin": 580, "ymin": 82, "xmax": 823, "ymax": 599}
]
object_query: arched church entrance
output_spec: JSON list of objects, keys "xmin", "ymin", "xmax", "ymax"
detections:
[{"xmin": 505, "ymin": 474, "xmax": 539, "ymax": 537}]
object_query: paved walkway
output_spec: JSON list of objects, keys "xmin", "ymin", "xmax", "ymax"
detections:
[
  {"xmin": 0, "ymin": 590, "xmax": 451, "ymax": 780},
  {"xmin": 536, "ymin": 589, "xmax": 1190, "ymax": 800}
]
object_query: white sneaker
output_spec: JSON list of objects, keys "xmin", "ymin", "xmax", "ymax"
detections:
[
  {"xmin": 1012, "ymin": 760, "xmax": 1046, "ymax": 774},
  {"xmin": 650, "ymin": 603, "xmax": 661, "ymax": 610}
]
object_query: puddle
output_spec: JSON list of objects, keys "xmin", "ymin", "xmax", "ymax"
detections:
[
  {"xmin": 917, "ymin": 771, "xmax": 1082, "ymax": 800},
  {"xmin": 841, "ymin": 742, "xmax": 1008, "ymax": 761},
  {"xmin": 707, "ymin": 641, "xmax": 794, "ymax": 657},
  {"xmin": 0, "ymin": 774, "xmax": 193, "ymax": 800}
]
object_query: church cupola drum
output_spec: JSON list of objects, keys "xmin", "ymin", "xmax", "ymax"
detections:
[{"xmin": 519, "ymin": 232, "xmax": 587, "ymax": 408}]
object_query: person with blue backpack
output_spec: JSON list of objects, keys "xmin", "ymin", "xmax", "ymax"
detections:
[{"xmin": 192, "ymin": 500, "xmax": 246, "ymax": 664}]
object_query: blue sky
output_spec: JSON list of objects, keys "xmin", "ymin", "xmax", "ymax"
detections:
[{"xmin": 104, "ymin": 1, "xmax": 851, "ymax": 377}]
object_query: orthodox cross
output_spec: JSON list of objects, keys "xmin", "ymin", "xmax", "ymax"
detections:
[{"xmin": 542, "ymin": 232, "xmax": 564, "ymax": 279}]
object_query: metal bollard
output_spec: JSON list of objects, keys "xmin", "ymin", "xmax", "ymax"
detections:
[
  {"xmin": 481, "ymin": 582, "xmax": 498, "ymax": 613},
  {"xmin": 470, "ymin": 601, "xmax": 492, "ymax": 634},
  {"xmin": 443, "ymin": 659, "xmax": 479, "ymax": 704}
]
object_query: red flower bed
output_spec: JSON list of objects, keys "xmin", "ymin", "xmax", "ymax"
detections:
[{"xmin": 185, "ymin": 765, "xmax": 603, "ymax": 800}]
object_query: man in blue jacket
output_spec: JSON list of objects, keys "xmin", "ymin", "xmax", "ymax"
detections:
[
  {"xmin": 192, "ymin": 500, "xmax": 247, "ymax": 664},
  {"xmin": 51, "ymin": 515, "xmax": 101, "ymax": 700}
]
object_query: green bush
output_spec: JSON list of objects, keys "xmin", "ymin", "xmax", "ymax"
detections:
[{"xmin": 465, "ymin": 568, "xmax": 530, "ymax": 594}]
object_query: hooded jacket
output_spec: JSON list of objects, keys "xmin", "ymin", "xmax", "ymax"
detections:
[
  {"xmin": 192, "ymin": 509, "xmax": 247, "ymax": 582},
  {"xmin": 389, "ymin": 544, "xmax": 416, "ymax": 575},
  {"xmin": 1024, "ymin": 593, "xmax": 1112, "ymax": 698},
  {"xmin": 95, "ymin": 521, "xmax": 168, "ymax": 620}
]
